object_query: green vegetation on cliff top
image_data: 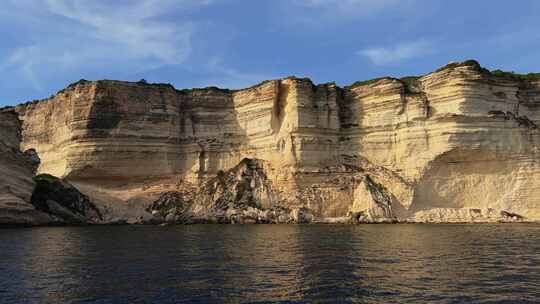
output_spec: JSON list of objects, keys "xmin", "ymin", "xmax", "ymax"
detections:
[
  {"xmin": 437, "ymin": 60, "xmax": 540, "ymax": 81},
  {"xmin": 347, "ymin": 77, "xmax": 394, "ymax": 88},
  {"xmin": 347, "ymin": 60, "xmax": 540, "ymax": 90},
  {"xmin": 489, "ymin": 70, "xmax": 540, "ymax": 81},
  {"xmin": 9, "ymin": 60, "xmax": 540, "ymax": 108}
]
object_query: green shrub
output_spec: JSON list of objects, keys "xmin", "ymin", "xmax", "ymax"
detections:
[
  {"xmin": 435, "ymin": 59, "xmax": 489, "ymax": 73},
  {"xmin": 348, "ymin": 77, "xmax": 393, "ymax": 88},
  {"xmin": 33, "ymin": 173, "xmax": 59, "ymax": 183},
  {"xmin": 400, "ymin": 76, "xmax": 421, "ymax": 86},
  {"xmin": 490, "ymin": 70, "xmax": 540, "ymax": 81}
]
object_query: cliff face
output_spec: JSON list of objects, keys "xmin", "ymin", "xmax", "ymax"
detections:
[
  {"xmin": 0, "ymin": 109, "xmax": 106, "ymax": 226},
  {"xmin": 7, "ymin": 60, "xmax": 540, "ymax": 223},
  {"xmin": 341, "ymin": 62, "xmax": 540, "ymax": 221},
  {"xmin": 0, "ymin": 110, "xmax": 51, "ymax": 225}
]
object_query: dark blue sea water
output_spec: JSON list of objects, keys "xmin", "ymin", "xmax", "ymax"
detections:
[{"xmin": 0, "ymin": 224, "xmax": 539, "ymax": 303}]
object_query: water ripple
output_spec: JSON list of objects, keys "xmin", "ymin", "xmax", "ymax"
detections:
[{"xmin": 0, "ymin": 224, "xmax": 539, "ymax": 303}]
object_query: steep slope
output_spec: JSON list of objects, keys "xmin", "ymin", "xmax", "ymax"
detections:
[{"xmin": 8, "ymin": 60, "xmax": 540, "ymax": 223}]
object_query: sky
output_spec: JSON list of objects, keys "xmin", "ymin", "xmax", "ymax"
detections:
[{"xmin": 1, "ymin": 0, "xmax": 540, "ymax": 106}]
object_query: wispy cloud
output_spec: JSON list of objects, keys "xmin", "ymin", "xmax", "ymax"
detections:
[
  {"xmin": 1, "ymin": 0, "xmax": 211, "ymax": 89},
  {"xmin": 202, "ymin": 57, "xmax": 277, "ymax": 89},
  {"xmin": 43, "ymin": 0, "xmax": 195, "ymax": 64},
  {"xmin": 298, "ymin": 0, "xmax": 401, "ymax": 14},
  {"xmin": 287, "ymin": 0, "xmax": 412, "ymax": 24},
  {"xmin": 357, "ymin": 40, "xmax": 433, "ymax": 66},
  {"xmin": 3, "ymin": 46, "xmax": 44, "ymax": 90}
]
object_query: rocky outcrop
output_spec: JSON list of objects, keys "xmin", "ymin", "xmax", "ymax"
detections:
[
  {"xmin": 31, "ymin": 174, "xmax": 103, "ymax": 224},
  {"xmin": 146, "ymin": 158, "xmax": 315, "ymax": 224},
  {"xmin": 3, "ymin": 60, "xmax": 540, "ymax": 224},
  {"xmin": 0, "ymin": 109, "xmax": 53, "ymax": 226},
  {"xmin": 0, "ymin": 108, "xmax": 105, "ymax": 226}
]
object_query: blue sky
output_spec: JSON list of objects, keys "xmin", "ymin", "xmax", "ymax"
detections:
[{"xmin": 1, "ymin": 0, "xmax": 540, "ymax": 106}]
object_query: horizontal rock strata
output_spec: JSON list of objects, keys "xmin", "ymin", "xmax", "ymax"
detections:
[
  {"xmin": 2, "ymin": 60, "xmax": 540, "ymax": 224},
  {"xmin": 0, "ymin": 109, "xmax": 106, "ymax": 226},
  {"xmin": 0, "ymin": 110, "xmax": 53, "ymax": 225}
]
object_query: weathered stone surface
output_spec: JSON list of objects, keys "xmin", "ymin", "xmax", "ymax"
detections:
[
  {"xmin": 31, "ymin": 174, "xmax": 103, "ymax": 224},
  {"xmin": 0, "ymin": 109, "xmax": 54, "ymax": 226},
  {"xmin": 0, "ymin": 109, "xmax": 104, "ymax": 225},
  {"xmin": 146, "ymin": 158, "xmax": 294, "ymax": 224},
  {"xmin": 5, "ymin": 60, "xmax": 540, "ymax": 224}
]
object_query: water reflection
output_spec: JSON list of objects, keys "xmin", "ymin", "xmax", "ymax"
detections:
[
  {"xmin": 2, "ymin": 228, "xmax": 87, "ymax": 303},
  {"xmin": 216, "ymin": 225, "xmax": 306, "ymax": 301},
  {"xmin": 0, "ymin": 224, "xmax": 539, "ymax": 303}
]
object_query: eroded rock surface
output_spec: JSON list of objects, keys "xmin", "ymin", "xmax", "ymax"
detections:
[
  {"xmin": 0, "ymin": 109, "xmax": 105, "ymax": 226},
  {"xmin": 4, "ymin": 60, "xmax": 540, "ymax": 224},
  {"xmin": 146, "ymin": 158, "xmax": 313, "ymax": 224},
  {"xmin": 0, "ymin": 109, "xmax": 53, "ymax": 225},
  {"xmin": 31, "ymin": 174, "xmax": 103, "ymax": 224}
]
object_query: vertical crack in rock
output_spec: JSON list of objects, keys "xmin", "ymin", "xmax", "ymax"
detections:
[{"xmin": 271, "ymin": 80, "xmax": 285, "ymax": 135}]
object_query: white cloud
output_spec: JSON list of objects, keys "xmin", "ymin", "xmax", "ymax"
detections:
[
  {"xmin": 1, "ymin": 0, "xmax": 211, "ymax": 88},
  {"xmin": 358, "ymin": 40, "xmax": 433, "ymax": 66},
  {"xmin": 43, "ymin": 0, "xmax": 194, "ymax": 64}
]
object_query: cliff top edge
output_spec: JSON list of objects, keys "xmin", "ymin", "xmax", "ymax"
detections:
[{"xmin": 3, "ymin": 59, "xmax": 540, "ymax": 110}]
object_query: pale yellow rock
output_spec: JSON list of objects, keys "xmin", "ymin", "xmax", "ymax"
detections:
[{"xmin": 9, "ymin": 61, "xmax": 540, "ymax": 223}]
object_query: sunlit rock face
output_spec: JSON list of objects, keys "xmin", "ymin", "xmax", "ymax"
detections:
[
  {"xmin": 10, "ymin": 61, "xmax": 540, "ymax": 223},
  {"xmin": 340, "ymin": 62, "xmax": 540, "ymax": 221}
]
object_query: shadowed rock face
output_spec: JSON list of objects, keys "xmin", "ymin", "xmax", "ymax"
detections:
[
  {"xmin": 31, "ymin": 174, "xmax": 103, "ymax": 224},
  {"xmin": 4, "ymin": 60, "xmax": 540, "ymax": 224},
  {"xmin": 146, "ymin": 158, "xmax": 317, "ymax": 224},
  {"xmin": 0, "ymin": 110, "xmax": 54, "ymax": 226},
  {"xmin": 0, "ymin": 109, "xmax": 104, "ymax": 226}
]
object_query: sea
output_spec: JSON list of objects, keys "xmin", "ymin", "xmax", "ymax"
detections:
[{"xmin": 1, "ymin": 224, "xmax": 539, "ymax": 303}]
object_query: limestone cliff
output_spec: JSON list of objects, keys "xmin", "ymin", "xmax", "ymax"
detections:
[
  {"xmin": 0, "ymin": 109, "xmax": 51, "ymax": 225},
  {"xmin": 4, "ymin": 60, "xmax": 540, "ymax": 224},
  {"xmin": 0, "ymin": 108, "xmax": 104, "ymax": 226}
]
